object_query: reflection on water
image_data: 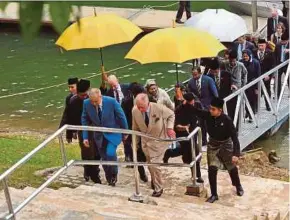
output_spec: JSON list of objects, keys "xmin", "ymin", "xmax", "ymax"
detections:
[{"xmin": 254, "ymin": 120, "xmax": 289, "ymax": 169}]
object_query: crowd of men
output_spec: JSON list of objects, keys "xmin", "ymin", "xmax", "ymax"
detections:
[{"xmin": 59, "ymin": 7, "xmax": 289, "ymax": 203}]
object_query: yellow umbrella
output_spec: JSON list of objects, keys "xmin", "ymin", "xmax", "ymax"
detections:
[
  {"xmin": 56, "ymin": 13, "xmax": 143, "ymax": 72},
  {"xmin": 125, "ymin": 27, "xmax": 225, "ymax": 82}
]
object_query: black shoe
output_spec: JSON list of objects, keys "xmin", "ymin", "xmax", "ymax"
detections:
[
  {"xmin": 84, "ymin": 176, "xmax": 90, "ymax": 182},
  {"xmin": 206, "ymin": 195, "xmax": 219, "ymax": 203},
  {"xmin": 175, "ymin": 19, "xmax": 184, "ymax": 24},
  {"xmin": 197, "ymin": 177, "xmax": 204, "ymax": 183},
  {"xmin": 91, "ymin": 176, "xmax": 102, "ymax": 184},
  {"xmin": 266, "ymin": 106, "xmax": 271, "ymax": 111},
  {"xmin": 140, "ymin": 174, "xmax": 148, "ymax": 183},
  {"xmin": 163, "ymin": 156, "xmax": 169, "ymax": 164},
  {"xmin": 152, "ymin": 189, "xmax": 163, "ymax": 197},
  {"xmin": 236, "ymin": 185, "xmax": 244, "ymax": 196}
]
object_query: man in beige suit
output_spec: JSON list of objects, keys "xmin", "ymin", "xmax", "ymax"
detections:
[{"xmin": 132, "ymin": 93, "xmax": 175, "ymax": 197}]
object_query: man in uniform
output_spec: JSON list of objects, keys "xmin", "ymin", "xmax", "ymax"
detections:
[
  {"xmin": 189, "ymin": 97, "xmax": 244, "ymax": 203},
  {"xmin": 59, "ymin": 77, "xmax": 78, "ymax": 135}
]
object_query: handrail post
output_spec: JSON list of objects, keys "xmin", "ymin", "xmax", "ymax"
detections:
[
  {"xmin": 58, "ymin": 134, "xmax": 67, "ymax": 166},
  {"xmin": 128, "ymin": 134, "xmax": 144, "ymax": 203},
  {"xmin": 2, "ymin": 178, "xmax": 16, "ymax": 220},
  {"xmin": 238, "ymin": 93, "xmax": 243, "ymax": 134},
  {"xmin": 190, "ymin": 137, "xmax": 197, "ymax": 186},
  {"xmin": 274, "ymin": 70, "xmax": 279, "ymax": 117},
  {"xmin": 256, "ymin": 81, "xmax": 261, "ymax": 126}
]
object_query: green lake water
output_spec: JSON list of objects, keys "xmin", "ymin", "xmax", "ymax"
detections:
[{"xmin": 0, "ymin": 32, "xmax": 288, "ymax": 169}]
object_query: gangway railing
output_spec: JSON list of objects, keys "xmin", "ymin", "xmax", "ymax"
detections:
[{"xmin": 0, "ymin": 125, "xmax": 202, "ymax": 220}]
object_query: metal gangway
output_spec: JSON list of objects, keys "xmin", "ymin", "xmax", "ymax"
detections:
[
  {"xmin": 0, "ymin": 125, "xmax": 203, "ymax": 220},
  {"xmin": 166, "ymin": 60, "xmax": 289, "ymax": 151}
]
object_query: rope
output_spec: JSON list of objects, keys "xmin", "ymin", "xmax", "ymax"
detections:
[{"xmin": 0, "ymin": 62, "xmax": 137, "ymax": 99}]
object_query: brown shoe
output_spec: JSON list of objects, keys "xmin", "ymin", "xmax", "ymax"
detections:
[{"xmin": 152, "ymin": 189, "xmax": 163, "ymax": 197}]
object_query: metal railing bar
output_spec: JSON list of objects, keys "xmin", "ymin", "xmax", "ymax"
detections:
[
  {"xmin": 2, "ymin": 179, "xmax": 15, "ymax": 220},
  {"xmin": 0, "ymin": 125, "xmax": 68, "ymax": 182},
  {"xmin": 243, "ymin": 92, "xmax": 258, "ymax": 127},
  {"xmin": 224, "ymin": 60, "xmax": 289, "ymax": 102},
  {"xmin": 277, "ymin": 69, "xmax": 289, "ymax": 113},
  {"xmin": 5, "ymin": 160, "xmax": 74, "ymax": 220},
  {"xmin": 233, "ymin": 94, "xmax": 242, "ymax": 127},
  {"xmin": 260, "ymin": 80, "xmax": 275, "ymax": 114},
  {"xmin": 189, "ymin": 153, "xmax": 202, "ymax": 168},
  {"xmin": 72, "ymin": 160, "xmax": 193, "ymax": 168}
]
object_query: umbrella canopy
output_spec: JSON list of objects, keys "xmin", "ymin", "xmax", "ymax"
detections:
[
  {"xmin": 56, "ymin": 14, "xmax": 143, "ymax": 50},
  {"xmin": 125, "ymin": 27, "xmax": 225, "ymax": 64},
  {"xmin": 185, "ymin": 9, "xmax": 248, "ymax": 42}
]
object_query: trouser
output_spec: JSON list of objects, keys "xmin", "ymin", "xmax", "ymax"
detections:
[
  {"xmin": 143, "ymin": 147, "xmax": 164, "ymax": 192},
  {"xmin": 278, "ymin": 65, "xmax": 289, "ymax": 98},
  {"xmin": 245, "ymin": 85, "xmax": 258, "ymax": 118},
  {"xmin": 208, "ymin": 166, "xmax": 242, "ymax": 196},
  {"xmin": 123, "ymin": 135, "xmax": 133, "ymax": 160},
  {"xmin": 98, "ymin": 138, "xmax": 118, "ymax": 183},
  {"xmin": 263, "ymin": 78, "xmax": 271, "ymax": 109},
  {"xmin": 163, "ymin": 140, "xmax": 201, "ymax": 178},
  {"xmin": 176, "ymin": 1, "xmax": 191, "ymax": 20},
  {"xmin": 78, "ymin": 132, "xmax": 100, "ymax": 182}
]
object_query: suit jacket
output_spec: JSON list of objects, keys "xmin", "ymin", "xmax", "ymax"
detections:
[
  {"xmin": 267, "ymin": 16, "xmax": 289, "ymax": 40},
  {"xmin": 81, "ymin": 96, "xmax": 128, "ymax": 148},
  {"xmin": 234, "ymin": 41, "xmax": 255, "ymax": 53},
  {"xmin": 253, "ymin": 48, "xmax": 276, "ymax": 74},
  {"xmin": 59, "ymin": 93, "xmax": 73, "ymax": 128},
  {"xmin": 132, "ymin": 102, "xmax": 175, "ymax": 158},
  {"xmin": 187, "ymin": 75, "xmax": 218, "ymax": 109},
  {"xmin": 208, "ymin": 70, "xmax": 232, "ymax": 99},
  {"xmin": 100, "ymin": 83, "xmax": 130, "ymax": 103},
  {"xmin": 275, "ymin": 42, "xmax": 289, "ymax": 65}
]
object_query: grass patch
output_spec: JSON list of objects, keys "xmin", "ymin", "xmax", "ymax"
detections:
[
  {"xmin": 0, "ymin": 134, "xmax": 80, "ymax": 189},
  {"xmin": 72, "ymin": 1, "xmax": 230, "ymax": 12}
]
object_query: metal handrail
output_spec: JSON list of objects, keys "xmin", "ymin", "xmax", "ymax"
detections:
[
  {"xmin": 224, "ymin": 60, "xmax": 289, "ymax": 102},
  {"xmin": 1, "ymin": 124, "xmax": 202, "ymax": 220}
]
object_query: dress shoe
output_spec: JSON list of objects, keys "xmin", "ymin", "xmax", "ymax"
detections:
[
  {"xmin": 266, "ymin": 106, "xmax": 271, "ymax": 111},
  {"xmin": 175, "ymin": 19, "xmax": 184, "ymax": 24},
  {"xmin": 196, "ymin": 177, "xmax": 204, "ymax": 183},
  {"xmin": 109, "ymin": 176, "xmax": 117, "ymax": 187},
  {"xmin": 236, "ymin": 185, "xmax": 244, "ymax": 196},
  {"xmin": 140, "ymin": 174, "xmax": 148, "ymax": 183},
  {"xmin": 91, "ymin": 176, "xmax": 102, "ymax": 184},
  {"xmin": 152, "ymin": 189, "xmax": 163, "ymax": 197},
  {"xmin": 84, "ymin": 176, "xmax": 90, "ymax": 182},
  {"xmin": 206, "ymin": 195, "xmax": 219, "ymax": 203}
]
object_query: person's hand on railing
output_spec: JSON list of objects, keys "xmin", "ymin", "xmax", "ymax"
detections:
[
  {"xmin": 231, "ymin": 84, "xmax": 238, "ymax": 91},
  {"xmin": 232, "ymin": 156, "xmax": 239, "ymax": 165},
  {"xmin": 264, "ymin": 76, "xmax": 270, "ymax": 81},
  {"xmin": 255, "ymin": 89, "xmax": 259, "ymax": 95},
  {"xmin": 167, "ymin": 128, "xmax": 176, "ymax": 139},
  {"xmin": 83, "ymin": 139, "xmax": 89, "ymax": 148},
  {"xmin": 176, "ymin": 124, "xmax": 190, "ymax": 133}
]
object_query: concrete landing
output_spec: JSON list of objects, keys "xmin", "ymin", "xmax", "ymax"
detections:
[
  {"xmin": 0, "ymin": 3, "xmax": 267, "ymax": 34},
  {"xmin": 0, "ymin": 164, "xmax": 288, "ymax": 219}
]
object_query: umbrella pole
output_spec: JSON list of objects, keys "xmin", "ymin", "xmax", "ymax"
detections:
[
  {"xmin": 175, "ymin": 63, "xmax": 179, "ymax": 83},
  {"xmin": 100, "ymin": 48, "xmax": 105, "ymax": 73}
]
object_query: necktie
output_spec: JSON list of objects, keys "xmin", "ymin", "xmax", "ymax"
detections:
[
  {"xmin": 273, "ymin": 18, "xmax": 277, "ymax": 30},
  {"xmin": 115, "ymin": 89, "xmax": 120, "ymax": 103},
  {"xmin": 196, "ymin": 79, "xmax": 201, "ymax": 96},
  {"xmin": 97, "ymin": 106, "xmax": 102, "ymax": 121},
  {"xmin": 259, "ymin": 51, "xmax": 264, "ymax": 60},
  {"xmin": 215, "ymin": 75, "xmax": 220, "ymax": 90},
  {"xmin": 144, "ymin": 112, "xmax": 149, "ymax": 127}
]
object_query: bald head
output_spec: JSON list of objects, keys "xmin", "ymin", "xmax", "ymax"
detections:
[
  {"xmin": 88, "ymin": 88, "xmax": 102, "ymax": 105},
  {"xmin": 135, "ymin": 93, "xmax": 149, "ymax": 112},
  {"xmin": 107, "ymin": 74, "xmax": 119, "ymax": 88}
]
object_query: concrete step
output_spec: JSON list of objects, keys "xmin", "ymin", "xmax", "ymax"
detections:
[{"xmin": 0, "ymin": 164, "xmax": 288, "ymax": 220}]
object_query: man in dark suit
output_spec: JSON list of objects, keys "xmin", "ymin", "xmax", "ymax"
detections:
[
  {"xmin": 175, "ymin": 1, "xmax": 191, "ymax": 24},
  {"xmin": 207, "ymin": 59, "xmax": 232, "ymax": 99},
  {"xmin": 253, "ymin": 39, "xmax": 276, "ymax": 111},
  {"xmin": 66, "ymin": 80, "xmax": 102, "ymax": 184},
  {"xmin": 275, "ymin": 34, "xmax": 289, "ymax": 97},
  {"xmin": 234, "ymin": 35, "xmax": 256, "ymax": 61},
  {"xmin": 82, "ymin": 88, "xmax": 128, "ymax": 186},
  {"xmin": 267, "ymin": 8, "xmax": 289, "ymax": 40},
  {"xmin": 188, "ymin": 66, "xmax": 218, "ymax": 145},
  {"xmin": 121, "ymin": 82, "xmax": 148, "ymax": 182},
  {"xmin": 59, "ymin": 77, "xmax": 78, "ymax": 133}
]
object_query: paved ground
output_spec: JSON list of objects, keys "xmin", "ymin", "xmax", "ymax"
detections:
[{"xmin": 1, "ymin": 3, "xmax": 267, "ymax": 34}]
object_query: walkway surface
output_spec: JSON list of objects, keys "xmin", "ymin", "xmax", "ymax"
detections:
[{"xmin": 0, "ymin": 3, "xmax": 267, "ymax": 34}]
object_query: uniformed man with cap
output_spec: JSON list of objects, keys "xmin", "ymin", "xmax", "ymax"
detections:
[
  {"xmin": 67, "ymin": 79, "xmax": 102, "ymax": 184},
  {"xmin": 188, "ymin": 97, "xmax": 244, "ymax": 203},
  {"xmin": 59, "ymin": 77, "xmax": 78, "ymax": 132}
]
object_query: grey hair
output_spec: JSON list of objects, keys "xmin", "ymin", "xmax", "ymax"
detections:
[
  {"xmin": 88, "ymin": 88, "xmax": 101, "ymax": 98},
  {"xmin": 107, "ymin": 74, "xmax": 118, "ymax": 83},
  {"xmin": 135, "ymin": 93, "xmax": 149, "ymax": 105}
]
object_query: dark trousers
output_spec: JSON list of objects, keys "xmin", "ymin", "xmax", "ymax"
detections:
[
  {"xmin": 163, "ymin": 140, "xmax": 201, "ymax": 178},
  {"xmin": 176, "ymin": 1, "xmax": 191, "ymax": 20},
  {"xmin": 245, "ymin": 86, "xmax": 258, "ymax": 118},
  {"xmin": 78, "ymin": 132, "xmax": 100, "ymax": 182},
  {"xmin": 263, "ymin": 78, "xmax": 271, "ymax": 110},
  {"xmin": 208, "ymin": 166, "xmax": 241, "ymax": 196},
  {"xmin": 278, "ymin": 65, "xmax": 289, "ymax": 98},
  {"xmin": 123, "ymin": 135, "xmax": 133, "ymax": 160}
]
